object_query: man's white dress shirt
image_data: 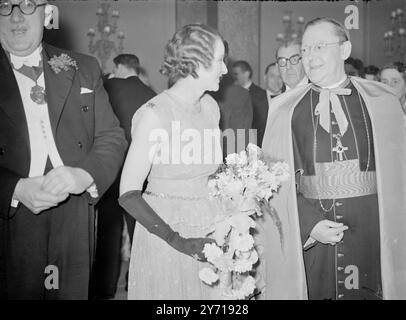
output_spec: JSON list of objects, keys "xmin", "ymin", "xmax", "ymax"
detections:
[
  {"xmin": 9, "ymin": 46, "xmax": 97, "ymax": 207},
  {"xmin": 10, "ymin": 46, "xmax": 64, "ymax": 207},
  {"xmin": 243, "ymin": 80, "xmax": 252, "ymax": 90},
  {"xmin": 10, "ymin": 46, "xmax": 65, "ymax": 178}
]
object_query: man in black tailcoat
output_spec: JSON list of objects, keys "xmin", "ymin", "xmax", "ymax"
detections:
[{"xmin": 0, "ymin": 0, "xmax": 127, "ymax": 299}]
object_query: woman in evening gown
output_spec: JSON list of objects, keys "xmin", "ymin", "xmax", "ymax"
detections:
[{"xmin": 119, "ymin": 24, "xmax": 228, "ymax": 299}]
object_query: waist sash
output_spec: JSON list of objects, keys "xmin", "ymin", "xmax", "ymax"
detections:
[{"xmin": 299, "ymin": 159, "xmax": 377, "ymax": 199}]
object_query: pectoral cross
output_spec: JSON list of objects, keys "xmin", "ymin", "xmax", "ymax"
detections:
[{"xmin": 332, "ymin": 134, "xmax": 348, "ymax": 161}]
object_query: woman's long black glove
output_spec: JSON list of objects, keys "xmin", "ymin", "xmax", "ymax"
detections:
[{"xmin": 118, "ymin": 190, "xmax": 215, "ymax": 262}]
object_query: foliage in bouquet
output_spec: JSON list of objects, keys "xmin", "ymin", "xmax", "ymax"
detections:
[{"xmin": 199, "ymin": 143, "xmax": 290, "ymax": 299}]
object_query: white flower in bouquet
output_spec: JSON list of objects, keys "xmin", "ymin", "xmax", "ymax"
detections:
[
  {"xmin": 244, "ymin": 177, "xmax": 260, "ymax": 193},
  {"xmin": 232, "ymin": 233, "xmax": 255, "ymax": 252},
  {"xmin": 199, "ymin": 268, "xmax": 219, "ymax": 285},
  {"xmin": 229, "ymin": 214, "xmax": 256, "ymax": 234},
  {"xmin": 234, "ymin": 153, "xmax": 247, "ymax": 166},
  {"xmin": 203, "ymin": 242, "xmax": 223, "ymax": 263},
  {"xmin": 257, "ymin": 188, "xmax": 275, "ymax": 201},
  {"xmin": 223, "ymin": 179, "xmax": 244, "ymax": 199},
  {"xmin": 233, "ymin": 257, "xmax": 254, "ymax": 273},
  {"xmin": 210, "ymin": 218, "xmax": 231, "ymax": 246},
  {"xmin": 237, "ymin": 197, "xmax": 258, "ymax": 215},
  {"xmin": 247, "ymin": 143, "xmax": 262, "ymax": 162},
  {"xmin": 233, "ymin": 250, "xmax": 259, "ymax": 273},
  {"xmin": 225, "ymin": 153, "xmax": 239, "ymax": 166},
  {"xmin": 239, "ymin": 276, "xmax": 257, "ymax": 297},
  {"xmin": 223, "ymin": 276, "xmax": 257, "ymax": 300},
  {"xmin": 237, "ymin": 150, "xmax": 248, "ymax": 166},
  {"xmin": 213, "ymin": 255, "xmax": 235, "ymax": 273},
  {"xmin": 237, "ymin": 250, "xmax": 258, "ymax": 263}
]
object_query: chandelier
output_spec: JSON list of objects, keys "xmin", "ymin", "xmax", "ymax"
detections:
[
  {"xmin": 87, "ymin": 2, "xmax": 125, "ymax": 73},
  {"xmin": 384, "ymin": 7, "xmax": 406, "ymax": 61},
  {"xmin": 276, "ymin": 11, "xmax": 305, "ymax": 46}
]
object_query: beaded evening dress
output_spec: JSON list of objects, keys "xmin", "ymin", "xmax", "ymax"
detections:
[{"xmin": 127, "ymin": 91, "xmax": 224, "ymax": 300}]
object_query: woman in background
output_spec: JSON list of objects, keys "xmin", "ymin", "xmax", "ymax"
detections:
[
  {"xmin": 380, "ymin": 62, "xmax": 406, "ymax": 115},
  {"xmin": 118, "ymin": 24, "xmax": 228, "ymax": 299}
]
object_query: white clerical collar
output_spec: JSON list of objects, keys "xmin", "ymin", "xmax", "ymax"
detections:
[
  {"xmin": 321, "ymin": 75, "xmax": 348, "ymax": 89},
  {"xmin": 243, "ymin": 80, "xmax": 253, "ymax": 90},
  {"xmin": 10, "ymin": 45, "xmax": 43, "ymax": 69}
]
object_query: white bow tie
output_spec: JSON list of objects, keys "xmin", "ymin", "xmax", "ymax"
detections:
[
  {"xmin": 314, "ymin": 86, "xmax": 352, "ymax": 136},
  {"xmin": 10, "ymin": 46, "xmax": 42, "ymax": 69}
]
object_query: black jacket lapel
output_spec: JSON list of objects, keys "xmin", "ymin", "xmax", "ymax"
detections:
[
  {"xmin": 0, "ymin": 46, "xmax": 30, "ymax": 148},
  {"xmin": 42, "ymin": 43, "xmax": 76, "ymax": 136}
]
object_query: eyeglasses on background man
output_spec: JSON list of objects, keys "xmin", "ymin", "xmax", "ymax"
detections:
[
  {"xmin": 0, "ymin": 0, "xmax": 46, "ymax": 16},
  {"xmin": 276, "ymin": 54, "xmax": 302, "ymax": 68}
]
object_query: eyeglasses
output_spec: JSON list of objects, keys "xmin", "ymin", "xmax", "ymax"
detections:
[
  {"xmin": 0, "ymin": 0, "xmax": 46, "ymax": 16},
  {"xmin": 300, "ymin": 41, "xmax": 345, "ymax": 56},
  {"xmin": 277, "ymin": 54, "xmax": 301, "ymax": 68}
]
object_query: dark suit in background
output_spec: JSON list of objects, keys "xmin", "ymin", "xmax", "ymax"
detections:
[
  {"xmin": 248, "ymin": 83, "xmax": 268, "ymax": 147},
  {"xmin": 212, "ymin": 75, "xmax": 253, "ymax": 158},
  {"xmin": 90, "ymin": 76, "xmax": 156, "ymax": 299}
]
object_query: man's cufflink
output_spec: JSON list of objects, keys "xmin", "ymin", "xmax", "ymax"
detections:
[{"xmin": 11, "ymin": 199, "xmax": 19, "ymax": 208}]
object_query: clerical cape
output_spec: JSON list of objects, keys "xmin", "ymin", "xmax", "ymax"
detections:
[{"xmin": 260, "ymin": 76, "xmax": 406, "ymax": 299}]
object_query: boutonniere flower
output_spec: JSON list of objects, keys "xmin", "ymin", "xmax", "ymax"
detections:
[{"xmin": 48, "ymin": 53, "xmax": 78, "ymax": 74}]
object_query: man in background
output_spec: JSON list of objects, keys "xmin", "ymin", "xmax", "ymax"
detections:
[
  {"xmin": 276, "ymin": 40, "xmax": 308, "ymax": 91},
  {"xmin": 210, "ymin": 42, "xmax": 253, "ymax": 157},
  {"xmin": 345, "ymin": 57, "xmax": 365, "ymax": 78},
  {"xmin": 232, "ymin": 60, "xmax": 268, "ymax": 147},
  {"xmin": 91, "ymin": 54, "xmax": 156, "ymax": 299},
  {"xmin": 264, "ymin": 62, "xmax": 285, "ymax": 115}
]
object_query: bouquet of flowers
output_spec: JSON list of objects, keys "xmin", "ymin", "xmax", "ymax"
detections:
[{"xmin": 199, "ymin": 143, "xmax": 289, "ymax": 299}]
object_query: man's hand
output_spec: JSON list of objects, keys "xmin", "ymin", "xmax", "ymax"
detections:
[
  {"xmin": 13, "ymin": 177, "xmax": 68, "ymax": 214},
  {"xmin": 42, "ymin": 166, "xmax": 94, "ymax": 196},
  {"xmin": 310, "ymin": 220, "xmax": 348, "ymax": 245}
]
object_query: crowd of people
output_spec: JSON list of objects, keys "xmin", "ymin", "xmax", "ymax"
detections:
[
  {"xmin": 1, "ymin": 0, "xmax": 406, "ymax": 301},
  {"xmin": 94, "ymin": 19, "xmax": 406, "ymax": 300},
  {"xmin": 216, "ymin": 45, "xmax": 406, "ymax": 153}
]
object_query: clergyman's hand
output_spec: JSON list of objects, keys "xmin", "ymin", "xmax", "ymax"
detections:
[
  {"xmin": 41, "ymin": 166, "xmax": 93, "ymax": 196},
  {"xmin": 310, "ymin": 219, "xmax": 348, "ymax": 245},
  {"xmin": 13, "ymin": 176, "xmax": 68, "ymax": 214}
]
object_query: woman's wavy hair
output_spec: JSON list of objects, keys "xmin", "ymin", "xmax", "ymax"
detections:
[
  {"xmin": 160, "ymin": 23, "xmax": 224, "ymax": 87},
  {"xmin": 380, "ymin": 62, "xmax": 406, "ymax": 82}
]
